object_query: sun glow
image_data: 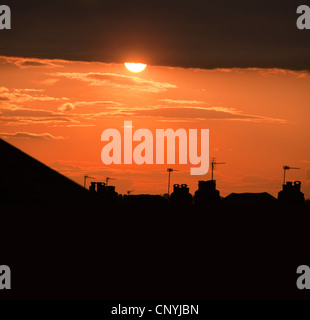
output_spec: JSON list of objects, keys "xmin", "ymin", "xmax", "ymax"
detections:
[{"xmin": 125, "ymin": 62, "xmax": 147, "ymax": 73}]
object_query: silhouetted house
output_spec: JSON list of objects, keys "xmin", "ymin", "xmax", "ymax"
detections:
[
  {"xmin": 89, "ymin": 182, "xmax": 96, "ymax": 193},
  {"xmin": 88, "ymin": 181, "xmax": 119, "ymax": 204},
  {"xmin": 278, "ymin": 181, "xmax": 305, "ymax": 205},
  {"xmin": 97, "ymin": 182, "xmax": 106, "ymax": 194},
  {"xmin": 106, "ymin": 185, "xmax": 119, "ymax": 204},
  {"xmin": 194, "ymin": 180, "xmax": 221, "ymax": 206},
  {"xmin": 170, "ymin": 184, "xmax": 193, "ymax": 206},
  {"xmin": 122, "ymin": 194, "xmax": 167, "ymax": 207},
  {"xmin": 224, "ymin": 192, "xmax": 277, "ymax": 206},
  {"xmin": 0, "ymin": 138, "xmax": 91, "ymax": 204}
]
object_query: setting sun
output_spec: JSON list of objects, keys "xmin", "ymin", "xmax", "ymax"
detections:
[{"xmin": 125, "ymin": 62, "xmax": 147, "ymax": 73}]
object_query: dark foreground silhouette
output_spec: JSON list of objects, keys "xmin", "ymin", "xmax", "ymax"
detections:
[{"xmin": 1, "ymin": 138, "xmax": 310, "ymax": 300}]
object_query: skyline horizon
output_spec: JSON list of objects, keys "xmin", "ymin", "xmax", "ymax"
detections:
[{"xmin": 0, "ymin": 136, "xmax": 308, "ymax": 200}]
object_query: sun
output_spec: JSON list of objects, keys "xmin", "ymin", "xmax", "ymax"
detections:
[{"xmin": 125, "ymin": 62, "xmax": 147, "ymax": 73}]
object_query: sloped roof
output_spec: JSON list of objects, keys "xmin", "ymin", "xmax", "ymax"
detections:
[
  {"xmin": 224, "ymin": 192, "xmax": 277, "ymax": 205},
  {"xmin": 0, "ymin": 138, "xmax": 90, "ymax": 204}
]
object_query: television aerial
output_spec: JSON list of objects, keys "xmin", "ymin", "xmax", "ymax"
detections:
[
  {"xmin": 210, "ymin": 158, "xmax": 225, "ymax": 181},
  {"xmin": 84, "ymin": 175, "xmax": 95, "ymax": 189},
  {"xmin": 167, "ymin": 168, "xmax": 179, "ymax": 197},
  {"xmin": 283, "ymin": 166, "xmax": 300, "ymax": 185}
]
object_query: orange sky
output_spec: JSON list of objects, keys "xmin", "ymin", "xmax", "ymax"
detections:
[{"xmin": 0, "ymin": 56, "xmax": 310, "ymax": 198}]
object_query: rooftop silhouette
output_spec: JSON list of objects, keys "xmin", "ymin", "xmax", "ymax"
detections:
[
  {"xmin": 0, "ymin": 138, "xmax": 307, "ymax": 207},
  {"xmin": 0, "ymin": 138, "xmax": 91, "ymax": 204}
]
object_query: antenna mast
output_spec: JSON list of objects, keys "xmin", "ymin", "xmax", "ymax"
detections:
[
  {"xmin": 210, "ymin": 158, "xmax": 225, "ymax": 181},
  {"xmin": 106, "ymin": 177, "xmax": 116, "ymax": 186},
  {"xmin": 167, "ymin": 168, "xmax": 179, "ymax": 198},
  {"xmin": 283, "ymin": 166, "xmax": 300, "ymax": 185},
  {"xmin": 84, "ymin": 175, "xmax": 95, "ymax": 188}
]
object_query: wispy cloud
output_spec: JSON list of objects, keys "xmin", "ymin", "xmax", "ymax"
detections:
[
  {"xmin": 1, "ymin": 106, "xmax": 67, "ymax": 118},
  {"xmin": 0, "ymin": 87, "xmax": 69, "ymax": 103},
  {"xmin": 202, "ymin": 68, "xmax": 310, "ymax": 79},
  {"xmin": 0, "ymin": 56, "xmax": 64, "ymax": 69},
  {"xmin": 39, "ymin": 78, "xmax": 60, "ymax": 86},
  {"xmin": 0, "ymin": 103, "xmax": 126, "ymax": 126},
  {"xmin": 0, "ymin": 106, "xmax": 73, "ymax": 125},
  {"xmin": 58, "ymin": 100, "xmax": 123, "ymax": 112},
  {"xmin": 121, "ymin": 105, "xmax": 287, "ymax": 123},
  {"xmin": 58, "ymin": 102, "xmax": 75, "ymax": 112},
  {"xmin": 52, "ymin": 72, "xmax": 177, "ymax": 93},
  {"xmin": 0, "ymin": 132, "xmax": 65, "ymax": 140},
  {"xmin": 159, "ymin": 99, "xmax": 205, "ymax": 105},
  {"xmin": 250, "ymin": 68, "xmax": 310, "ymax": 79}
]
